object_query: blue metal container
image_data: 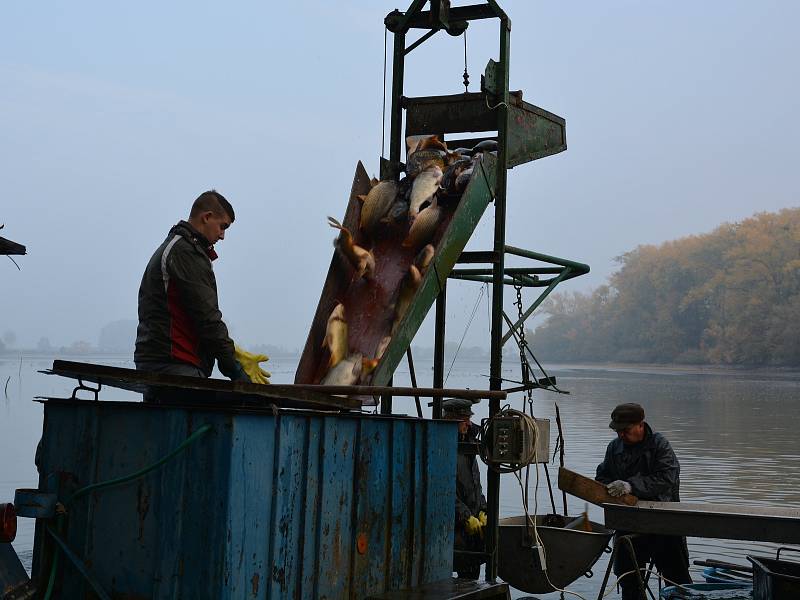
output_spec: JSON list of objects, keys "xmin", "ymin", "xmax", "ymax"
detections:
[{"xmin": 34, "ymin": 399, "xmax": 457, "ymax": 599}]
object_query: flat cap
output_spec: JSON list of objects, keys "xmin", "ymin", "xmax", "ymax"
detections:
[
  {"xmin": 442, "ymin": 398, "xmax": 474, "ymax": 417},
  {"xmin": 609, "ymin": 403, "xmax": 645, "ymax": 431}
]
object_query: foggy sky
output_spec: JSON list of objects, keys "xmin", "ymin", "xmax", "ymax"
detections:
[{"xmin": 1, "ymin": 1, "xmax": 798, "ymax": 352}]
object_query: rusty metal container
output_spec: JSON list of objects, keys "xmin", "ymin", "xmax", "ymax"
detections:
[{"xmin": 34, "ymin": 399, "xmax": 457, "ymax": 599}]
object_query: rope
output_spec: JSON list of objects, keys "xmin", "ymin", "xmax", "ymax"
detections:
[
  {"xmin": 444, "ymin": 284, "xmax": 486, "ymax": 385},
  {"xmin": 381, "ymin": 27, "xmax": 388, "ymax": 159}
]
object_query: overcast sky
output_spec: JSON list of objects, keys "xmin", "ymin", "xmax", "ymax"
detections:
[{"xmin": 1, "ymin": 1, "xmax": 798, "ymax": 352}]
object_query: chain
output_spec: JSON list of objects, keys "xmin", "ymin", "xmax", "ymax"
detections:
[
  {"xmin": 514, "ymin": 284, "xmax": 535, "ymax": 413},
  {"xmin": 462, "ymin": 30, "xmax": 469, "ymax": 92}
]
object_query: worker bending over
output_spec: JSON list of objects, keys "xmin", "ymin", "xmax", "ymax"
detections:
[
  {"xmin": 135, "ymin": 190, "xmax": 269, "ymax": 400},
  {"xmin": 596, "ymin": 403, "xmax": 691, "ymax": 599}
]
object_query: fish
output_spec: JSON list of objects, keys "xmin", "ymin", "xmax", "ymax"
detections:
[
  {"xmin": 452, "ymin": 147, "xmax": 473, "ymax": 157},
  {"xmin": 381, "ymin": 194, "xmax": 410, "ymax": 228},
  {"xmin": 418, "ymin": 134, "xmax": 448, "ymax": 152},
  {"xmin": 391, "ymin": 265, "xmax": 423, "ymax": 335},
  {"xmin": 408, "ymin": 166, "xmax": 442, "ymax": 219},
  {"xmin": 320, "ymin": 352, "xmax": 363, "ymax": 386},
  {"xmin": 454, "ymin": 165, "xmax": 475, "ymax": 194},
  {"xmin": 358, "ymin": 180, "xmax": 398, "ymax": 233},
  {"xmin": 375, "ymin": 335, "xmax": 392, "ymax": 360},
  {"xmin": 441, "ymin": 158, "xmax": 473, "ymax": 195},
  {"xmin": 403, "ymin": 197, "xmax": 442, "ymax": 249},
  {"xmin": 361, "ymin": 357, "xmax": 379, "ymax": 377},
  {"xmin": 406, "ymin": 149, "xmax": 446, "ymax": 179},
  {"xmin": 406, "ymin": 135, "xmax": 426, "ymax": 155},
  {"xmin": 327, "ymin": 216, "xmax": 376, "ymax": 280},
  {"xmin": 322, "ymin": 303, "xmax": 348, "ymax": 370},
  {"xmin": 472, "ymin": 139, "xmax": 498, "ymax": 153},
  {"xmin": 414, "ymin": 244, "xmax": 435, "ymax": 276}
]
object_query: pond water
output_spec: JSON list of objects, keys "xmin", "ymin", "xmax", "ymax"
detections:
[{"xmin": 2, "ymin": 355, "xmax": 799, "ymax": 598}]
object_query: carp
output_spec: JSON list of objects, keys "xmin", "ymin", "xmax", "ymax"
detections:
[
  {"xmin": 472, "ymin": 139, "xmax": 498, "ymax": 153},
  {"xmin": 320, "ymin": 352, "xmax": 363, "ymax": 386},
  {"xmin": 375, "ymin": 335, "xmax": 392, "ymax": 360},
  {"xmin": 454, "ymin": 165, "xmax": 475, "ymax": 194},
  {"xmin": 322, "ymin": 303, "xmax": 348, "ymax": 370},
  {"xmin": 391, "ymin": 265, "xmax": 423, "ymax": 335},
  {"xmin": 414, "ymin": 244, "xmax": 435, "ymax": 276},
  {"xmin": 418, "ymin": 134, "xmax": 448, "ymax": 152},
  {"xmin": 441, "ymin": 157, "xmax": 473, "ymax": 195},
  {"xmin": 358, "ymin": 180, "xmax": 398, "ymax": 234},
  {"xmin": 406, "ymin": 149, "xmax": 446, "ymax": 179},
  {"xmin": 381, "ymin": 194, "xmax": 410, "ymax": 228},
  {"xmin": 327, "ymin": 216, "xmax": 375, "ymax": 280},
  {"xmin": 361, "ymin": 357, "xmax": 379, "ymax": 377},
  {"xmin": 409, "ymin": 166, "xmax": 442, "ymax": 219},
  {"xmin": 403, "ymin": 197, "xmax": 442, "ymax": 249}
]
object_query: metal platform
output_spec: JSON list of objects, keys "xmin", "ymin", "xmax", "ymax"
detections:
[
  {"xmin": 603, "ymin": 501, "xmax": 800, "ymax": 544},
  {"xmin": 42, "ymin": 360, "xmax": 505, "ymax": 413},
  {"xmin": 366, "ymin": 578, "xmax": 509, "ymax": 599},
  {"xmin": 44, "ymin": 359, "xmax": 361, "ymax": 410}
]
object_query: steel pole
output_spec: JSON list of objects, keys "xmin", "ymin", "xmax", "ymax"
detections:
[
  {"xmin": 432, "ymin": 283, "xmax": 447, "ymax": 419},
  {"xmin": 485, "ymin": 17, "xmax": 511, "ymax": 583},
  {"xmin": 389, "ymin": 29, "xmax": 406, "ymax": 178}
]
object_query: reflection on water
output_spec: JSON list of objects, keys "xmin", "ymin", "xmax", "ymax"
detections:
[{"xmin": 2, "ymin": 356, "xmax": 799, "ymax": 598}]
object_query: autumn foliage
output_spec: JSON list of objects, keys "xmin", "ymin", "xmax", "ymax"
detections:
[{"xmin": 532, "ymin": 209, "xmax": 800, "ymax": 365}]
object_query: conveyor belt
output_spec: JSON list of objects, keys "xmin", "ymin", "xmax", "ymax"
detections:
[{"xmin": 603, "ymin": 500, "xmax": 800, "ymax": 544}]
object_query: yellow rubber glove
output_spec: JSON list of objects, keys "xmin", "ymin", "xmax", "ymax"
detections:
[
  {"xmin": 465, "ymin": 515, "xmax": 481, "ymax": 536},
  {"xmin": 234, "ymin": 345, "xmax": 271, "ymax": 385},
  {"xmin": 478, "ymin": 511, "xmax": 487, "ymax": 527}
]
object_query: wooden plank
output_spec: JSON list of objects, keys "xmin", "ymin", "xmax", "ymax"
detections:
[{"xmin": 557, "ymin": 467, "xmax": 638, "ymax": 507}]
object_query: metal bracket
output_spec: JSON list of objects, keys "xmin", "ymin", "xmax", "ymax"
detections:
[{"xmin": 70, "ymin": 378, "xmax": 101, "ymax": 401}]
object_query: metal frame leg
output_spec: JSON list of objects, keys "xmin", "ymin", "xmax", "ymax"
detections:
[{"xmin": 597, "ymin": 534, "xmax": 651, "ymax": 600}]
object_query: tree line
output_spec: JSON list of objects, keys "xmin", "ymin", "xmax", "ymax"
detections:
[{"xmin": 532, "ymin": 208, "xmax": 800, "ymax": 366}]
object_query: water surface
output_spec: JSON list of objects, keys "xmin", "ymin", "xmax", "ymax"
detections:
[{"xmin": 2, "ymin": 355, "xmax": 798, "ymax": 598}]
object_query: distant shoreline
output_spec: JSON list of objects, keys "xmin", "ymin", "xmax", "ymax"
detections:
[
  {"xmin": 3, "ymin": 352, "xmax": 800, "ymax": 377},
  {"xmin": 542, "ymin": 361, "xmax": 800, "ymax": 377}
]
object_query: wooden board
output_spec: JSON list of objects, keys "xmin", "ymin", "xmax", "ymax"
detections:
[{"xmin": 558, "ymin": 467, "xmax": 638, "ymax": 507}]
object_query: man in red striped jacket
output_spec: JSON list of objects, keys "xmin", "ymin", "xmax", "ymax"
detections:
[{"xmin": 135, "ymin": 190, "xmax": 250, "ymax": 398}]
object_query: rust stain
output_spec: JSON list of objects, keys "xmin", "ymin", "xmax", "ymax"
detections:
[
  {"xmin": 356, "ymin": 532, "xmax": 367, "ymax": 555},
  {"xmin": 250, "ymin": 572, "xmax": 260, "ymax": 597}
]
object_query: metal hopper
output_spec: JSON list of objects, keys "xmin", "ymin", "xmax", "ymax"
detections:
[{"xmin": 498, "ymin": 515, "xmax": 613, "ymax": 594}]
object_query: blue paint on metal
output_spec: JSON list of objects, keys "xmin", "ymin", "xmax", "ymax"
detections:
[
  {"xmin": 34, "ymin": 401, "xmax": 457, "ymax": 599},
  {"xmin": 14, "ymin": 489, "xmax": 57, "ymax": 519}
]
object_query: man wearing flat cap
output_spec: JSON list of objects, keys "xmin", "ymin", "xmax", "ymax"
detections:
[
  {"xmin": 443, "ymin": 398, "xmax": 487, "ymax": 579},
  {"xmin": 596, "ymin": 403, "xmax": 691, "ymax": 599}
]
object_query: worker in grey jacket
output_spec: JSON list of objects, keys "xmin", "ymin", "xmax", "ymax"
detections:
[
  {"xmin": 135, "ymin": 190, "xmax": 268, "ymax": 399},
  {"xmin": 596, "ymin": 403, "xmax": 691, "ymax": 599},
  {"xmin": 444, "ymin": 398, "xmax": 487, "ymax": 580}
]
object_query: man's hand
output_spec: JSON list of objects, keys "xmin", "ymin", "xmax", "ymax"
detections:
[
  {"xmin": 606, "ymin": 480, "xmax": 632, "ymax": 497},
  {"xmin": 465, "ymin": 515, "xmax": 482, "ymax": 536},
  {"xmin": 234, "ymin": 345, "xmax": 271, "ymax": 384}
]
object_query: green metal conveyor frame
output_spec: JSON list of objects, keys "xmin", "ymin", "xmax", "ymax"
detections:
[{"xmin": 296, "ymin": 1, "xmax": 590, "ymax": 585}]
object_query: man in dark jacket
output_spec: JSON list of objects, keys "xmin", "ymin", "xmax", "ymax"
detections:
[
  {"xmin": 135, "ymin": 190, "xmax": 250, "ymax": 397},
  {"xmin": 444, "ymin": 398, "xmax": 487, "ymax": 579},
  {"xmin": 596, "ymin": 403, "xmax": 691, "ymax": 599}
]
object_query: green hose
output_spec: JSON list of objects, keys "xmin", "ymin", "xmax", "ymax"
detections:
[{"xmin": 42, "ymin": 424, "xmax": 213, "ymax": 599}]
